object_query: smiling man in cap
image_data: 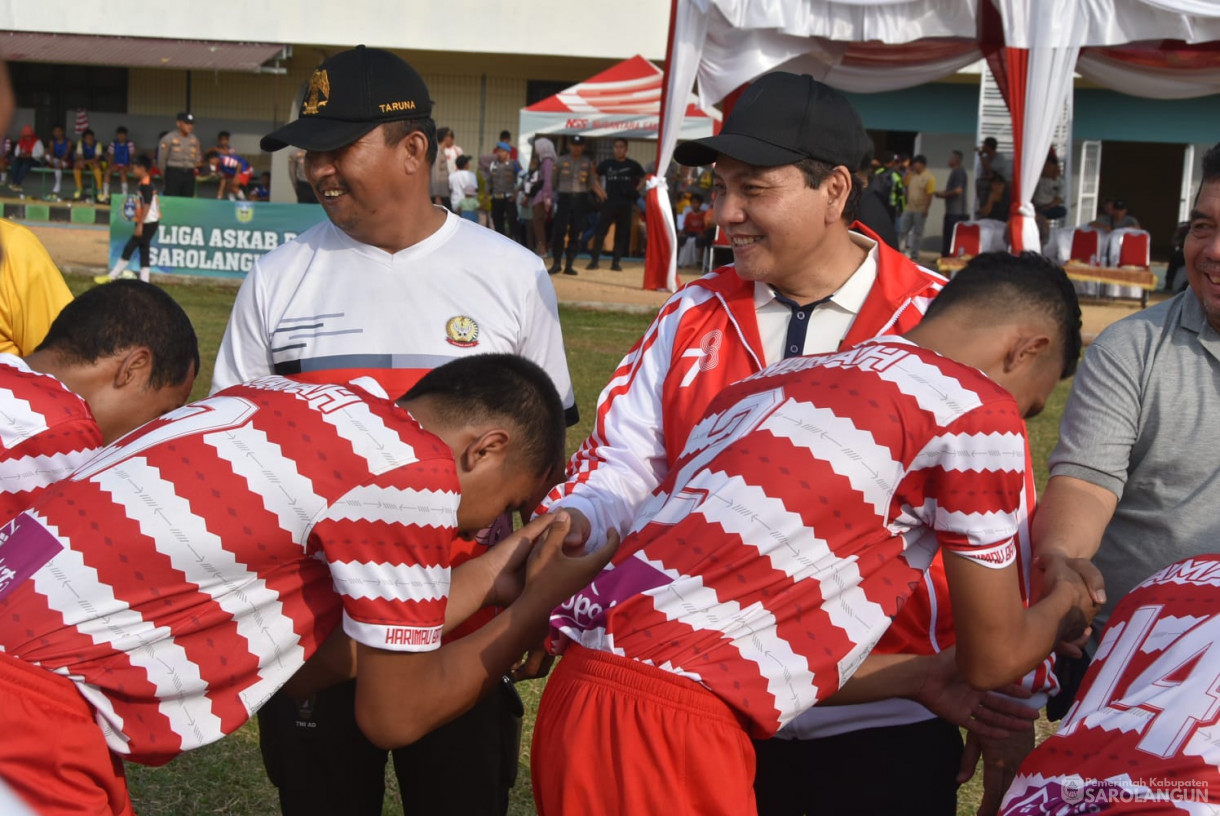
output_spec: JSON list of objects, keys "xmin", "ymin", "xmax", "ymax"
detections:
[
  {"xmin": 538, "ymin": 71, "xmax": 1049, "ymax": 814},
  {"xmin": 213, "ymin": 45, "xmax": 578, "ymax": 816}
]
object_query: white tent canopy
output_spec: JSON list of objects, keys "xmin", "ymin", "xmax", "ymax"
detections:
[{"xmin": 643, "ymin": 0, "xmax": 1220, "ymax": 290}]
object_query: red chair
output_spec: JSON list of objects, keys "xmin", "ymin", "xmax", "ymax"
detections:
[
  {"xmin": 950, "ymin": 222, "xmax": 980, "ymax": 257},
  {"xmin": 1118, "ymin": 230, "xmax": 1151, "ymax": 268},
  {"xmin": 1069, "ymin": 229, "xmax": 1101, "ymax": 265},
  {"xmin": 702, "ymin": 225, "xmax": 733, "ymax": 274}
]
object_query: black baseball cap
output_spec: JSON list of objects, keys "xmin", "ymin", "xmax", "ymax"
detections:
[
  {"xmin": 570, "ymin": 134, "xmax": 585, "ymax": 144},
  {"xmin": 176, "ymin": 112, "xmax": 194, "ymax": 124},
  {"xmin": 674, "ymin": 72, "xmax": 868, "ymax": 170},
  {"xmin": 261, "ymin": 45, "xmax": 433, "ymax": 152}
]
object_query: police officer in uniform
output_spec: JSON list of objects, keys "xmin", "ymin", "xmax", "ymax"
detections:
[
  {"xmin": 158, "ymin": 112, "xmax": 202, "ymax": 197},
  {"xmin": 548, "ymin": 135, "xmax": 605, "ymax": 275}
]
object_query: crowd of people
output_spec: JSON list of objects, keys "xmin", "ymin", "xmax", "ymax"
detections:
[
  {"xmin": 2, "ymin": 46, "xmax": 1220, "ymax": 816},
  {"xmin": 0, "ymin": 113, "xmax": 272, "ymax": 204}
]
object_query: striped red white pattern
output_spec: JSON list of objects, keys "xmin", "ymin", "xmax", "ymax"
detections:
[
  {"xmin": 1002, "ymin": 556, "xmax": 1220, "ymax": 814},
  {"xmin": 0, "ymin": 354, "xmax": 102, "ymax": 523},
  {"xmin": 0, "ymin": 376, "xmax": 458, "ymax": 763},
  {"xmin": 551, "ymin": 338, "xmax": 1032, "ymax": 737}
]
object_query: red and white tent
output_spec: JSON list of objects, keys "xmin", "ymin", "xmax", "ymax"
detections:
[
  {"xmin": 517, "ymin": 55, "xmax": 720, "ymax": 167},
  {"xmin": 642, "ymin": 0, "xmax": 1220, "ymax": 292}
]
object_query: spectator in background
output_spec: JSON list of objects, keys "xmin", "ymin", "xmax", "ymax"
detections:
[
  {"xmin": 450, "ymin": 154, "xmax": 479, "ymax": 220},
  {"xmin": 96, "ymin": 155, "xmax": 161, "ymax": 284},
  {"xmin": 978, "ymin": 173, "xmax": 1011, "ymax": 222},
  {"xmin": 250, "ymin": 171, "xmax": 271, "ymax": 201},
  {"xmin": 1090, "ymin": 198, "xmax": 1140, "ymax": 233},
  {"xmin": 215, "ymin": 130, "xmax": 234, "ymax": 156},
  {"xmin": 430, "ymin": 126, "xmax": 454, "ymax": 209},
  {"xmin": 549, "ymin": 135, "xmax": 604, "ymax": 275},
  {"xmin": 206, "ymin": 149, "xmax": 253, "ymax": 201},
  {"xmin": 105, "ymin": 126, "xmax": 134, "ymax": 200},
  {"xmin": 588, "ymin": 137, "xmax": 645, "ymax": 271},
  {"xmin": 158, "ymin": 112, "xmax": 202, "ymax": 197},
  {"xmin": 677, "ymin": 191, "xmax": 714, "ymax": 262},
  {"xmin": 287, "ymin": 149, "xmax": 317, "ymax": 204},
  {"xmin": 441, "ymin": 127, "xmax": 463, "ymax": 175},
  {"xmin": 854, "ymin": 163, "xmax": 901, "ymax": 250},
  {"xmin": 975, "ymin": 137, "xmax": 1010, "ymax": 218},
  {"xmin": 870, "ymin": 152, "xmax": 905, "ymax": 226},
  {"xmin": 43, "ymin": 124, "xmax": 72, "ymax": 202},
  {"xmin": 488, "ymin": 140, "xmax": 521, "ymax": 241},
  {"xmin": 935, "ymin": 149, "xmax": 969, "ymax": 256},
  {"xmin": 898, "ymin": 154, "xmax": 935, "ymax": 260},
  {"xmin": 72, "ymin": 128, "xmax": 106, "ymax": 202},
  {"xmin": 500, "ymin": 129, "xmax": 519, "ymax": 162},
  {"xmin": 528, "ymin": 138, "xmax": 556, "ymax": 257},
  {"xmin": 1033, "ymin": 153, "xmax": 1067, "ymax": 244},
  {"xmin": 8, "ymin": 125, "xmax": 44, "ymax": 194}
]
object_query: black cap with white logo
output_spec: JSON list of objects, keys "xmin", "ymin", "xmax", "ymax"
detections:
[
  {"xmin": 261, "ymin": 45, "xmax": 433, "ymax": 152},
  {"xmin": 674, "ymin": 72, "xmax": 868, "ymax": 170}
]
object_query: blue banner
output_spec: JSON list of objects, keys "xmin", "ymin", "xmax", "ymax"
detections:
[{"xmin": 109, "ymin": 196, "xmax": 326, "ymax": 279}]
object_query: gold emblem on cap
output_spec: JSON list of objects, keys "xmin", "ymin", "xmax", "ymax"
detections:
[
  {"xmin": 445, "ymin": 316, "xmax": 479, "ymax": 348},
  {"xmin": 302, "ymin": 69, "xmax": 330, "ymax": 116}
]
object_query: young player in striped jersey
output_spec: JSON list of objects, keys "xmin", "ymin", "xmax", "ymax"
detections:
[
  {"xmin": 0, "ymin": 354, "xmax": 614, "ymax": 816},
  {"xmin": 1001, "ymin": 556, "xmax": 1220, "ymax": 814},
  {"xmin": 532, "ymin": 252, "xmax": 1095, "ymax": 816},
  {"xmin": 0, "ymin": 279, "xmax": 198, "ymax": 521}
]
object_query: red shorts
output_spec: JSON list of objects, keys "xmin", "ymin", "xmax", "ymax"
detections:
[
  {"xmin": 0, "ymin": 652, "xmax": 135, "ymax": 816},
  {"xmin": 532, "ymin": 644, "xmax": 757, "ymax": 816}
]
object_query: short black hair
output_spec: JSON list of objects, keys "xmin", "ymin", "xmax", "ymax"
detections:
[
  {"xmin": 983, "ymin": 137, "xmax": 998, "ymax": 149},
  {"xmin": 1198, "ymin": 142, "xmax": 1220, "ymax": 194},
  {"xmin": 437, "ymin": 126, "xmax": 452, "ymax": 142},
  {"xmin": 951, "ymin": 149, "xmax": 963, "ymax": 160},
  {"xmin": 82, "ymin": 128, "xmax": 95, "ymax": 138},
  {"xmin": 795, "ymin": 158, "xmax": 861, "ymax": 223},
  {"xmin": 37, "ymin": 280, "xmax": 200, "ymax": 389},
  {"xmin": 499, "ymin": 129, "xmax": 511, "ymax": 141},
  {"xmin": 913, "ymin": 154, "xmax": 927, "ymax": 165},
  {"xmin": 218, "ymin": 130, "xmax": 230, "ymax": 140},
  {"xmin": 924, "ymin": 251, "xmax": 1082, "ymax": 378},
  {"xmin": 384, "ymin": 118, "xmax": 438, "ymax": 165},
  {"xmin": 614, "ymin": 137, "xmax": 629, "ymax": 148},
  {"xmin": 116, "ymin": 126, "xmax": 128, "ymax": 135},
  {"xmin": 134, "ymin": 154, "xmax": 153, "ymax": 170},
  {"xmin": 402, "ymin": 354, "xmax": 565, "ymax": 477},
  {"xmin": 456, "ymin": 154, "xmax": 471, "ymax": 170}
]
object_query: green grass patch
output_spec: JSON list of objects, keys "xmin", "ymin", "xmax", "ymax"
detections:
[{"xmin": 62, "ymin": 275, "xmax": 1070, "ymax": 815}]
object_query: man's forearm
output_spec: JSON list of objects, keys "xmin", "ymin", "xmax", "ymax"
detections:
[
  {"xmin": 1032, "ymin": 475, "xmax": 1118, "ymax": 560},
  {"xmin": 825, "ymin": 652, "xmax": 933, "ymax": 705}
]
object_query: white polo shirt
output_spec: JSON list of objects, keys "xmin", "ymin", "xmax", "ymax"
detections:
[{"xmin": 753, "ymin": 231, "xmax": 880, "ymax": 364}]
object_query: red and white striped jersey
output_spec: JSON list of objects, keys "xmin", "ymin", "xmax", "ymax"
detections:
[
  {"xmin": 0, "ymin": 354, "xmax": 101, "ymax": 523},
  {"xmin": 551, "ymin": 338, "xmax": 1033, "ymax": 737},
  {"xmin": 1002, "ymin": 556, "xmax": 1220, "ymax": 815},
  {"xmin": 0, "ymin": 376, "xmax": 458, "ymax": 764}
]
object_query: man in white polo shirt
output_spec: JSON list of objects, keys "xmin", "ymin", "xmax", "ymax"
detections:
[{"xmin": 213, "ymin": 45, "xmax": 577, "ymax": 816}]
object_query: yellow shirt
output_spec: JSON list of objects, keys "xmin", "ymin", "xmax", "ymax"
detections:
[
  {"xmin": 0, "ymin": 219, "xmax": 73, "ymax": 356},
  {"xmin": 904, "ymin": 170, "xmax": 937, "ymax": 215}
]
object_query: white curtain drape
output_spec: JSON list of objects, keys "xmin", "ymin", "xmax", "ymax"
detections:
[
  {"xmin": 997, "ymin": 0, "xmax": 1220, "ymax": 47},
  {"xmin": 1076, "ymin": 51, "xmax": 1220, "ymax": 98}
]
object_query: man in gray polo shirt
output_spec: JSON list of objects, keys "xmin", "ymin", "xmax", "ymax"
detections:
[{"xmin": 1034, "ymin": 142, "xmax": 1220, "ymax": 672}]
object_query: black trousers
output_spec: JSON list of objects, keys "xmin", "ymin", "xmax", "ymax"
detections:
[
  {"xmin": 942, "ymin": 213, "xmax": 970, "ymax": 256},
  {"xmin": 258, "ymin": 677, "xmax": 523, "ymax": 816},
  {"xmin": 491, "ymin": 196, "xmax": 519, "ymax": 241},
  {"xmin": 590, "ymin": 198, "xmax": 634, "ymax": 264},
  {"xmin": 120, "ymin": 220, "xmax": 159, "ymax": 268},
  {"xmin": 551, "ymin": 192, "xmax": 591, "ymax": 268},
  {"xmin": 162, "ymin": 167, "xmax": 195, "ymax": 197},
  {"xmin": 753, "ymin": 718, "xmax": 964, "ymax": 816}
]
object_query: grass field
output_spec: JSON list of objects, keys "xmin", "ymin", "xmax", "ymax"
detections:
[{"xmin": 64, "ymin": 275, "xmax": 1072, "ymax": 816}]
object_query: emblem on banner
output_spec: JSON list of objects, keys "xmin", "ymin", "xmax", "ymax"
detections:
[
  {"xmin": 235, "ymin": 202, "xmax": 255, "ymax": 223},
  {"xmin": 121, "ymin": 195, "xmax": 138, "ymax": 222},
  {"xmin": 445, "ymin": 316, "xmax": 480, "ymax": 348}
]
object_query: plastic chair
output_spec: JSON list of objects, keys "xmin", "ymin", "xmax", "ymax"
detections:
[
  {"xmin": 1069, "ymin": 229, "xmax": 1101, "ymax": 265},
  {"xmin": 950, "ymin": 222, "xmax": 981, "ymax": 257}
]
